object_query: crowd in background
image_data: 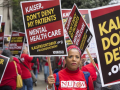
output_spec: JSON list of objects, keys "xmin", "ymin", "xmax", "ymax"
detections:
[{"xmin": 0, "ymin": 39, "xmax": 120, "ymax": 90}]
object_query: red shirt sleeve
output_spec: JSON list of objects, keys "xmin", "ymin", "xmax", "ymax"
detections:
[
  {"xmin": 81, "ymin": 66, "xmax": 88, "ymax": 71},
  {"xmin": 88, "ymin": 76, "xmax": 94, "ymax": 90},
  {"xmin": 58, "ymin": 59, "xmax": 62, "ymax": 66},
  {"xmin": 25, "ymin": 54, "xmax": 33, "ymax": 62}
]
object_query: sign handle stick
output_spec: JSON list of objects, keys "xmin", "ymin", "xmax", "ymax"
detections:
[
  {"xmin": 86, "ymin": 48, "xmax": 99, "ymax": 73},
  {"xmin": 47, "ymin": 57, "xmax": 53, "ymax": 75}
]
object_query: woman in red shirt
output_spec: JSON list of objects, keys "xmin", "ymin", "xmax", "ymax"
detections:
[
  {"xmin": 0, "ymin": 49, "xmax": 22, "ymax": 90},
  {"xmin": 47, "ymin": 45, "xmax": 94, "ymax": 90}
]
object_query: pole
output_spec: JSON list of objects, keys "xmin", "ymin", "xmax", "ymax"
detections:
[{"xmin": 47, "ymin": 57, "xmax": 53, "ymax": 75}]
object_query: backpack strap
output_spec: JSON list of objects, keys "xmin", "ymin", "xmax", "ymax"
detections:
[
  {"xmin": 55, "ymin": 72, "xmax": 59, "ymax": 90},
  {"xmin": 83, "ymin": 71, "xmax": 90, "ymax": 90}
]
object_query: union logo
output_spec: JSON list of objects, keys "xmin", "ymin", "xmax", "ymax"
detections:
[{"xmin": 76, "ymin": 82, "xmax": 81, "ymax": 87}]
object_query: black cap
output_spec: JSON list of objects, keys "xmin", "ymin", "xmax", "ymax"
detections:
[{"xmin": 1, "ymin": 49, "xmax": 12, "ymax": 57}]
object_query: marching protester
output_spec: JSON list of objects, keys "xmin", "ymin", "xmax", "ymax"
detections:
[
  {"xmin": 0, "ymin": 49, "xmax": 22, "ymax": 90},
  {"xmin": 31, "ymin": 57, "xmax": 40, "ymax": 86},
  {"xmin": 82, "ymin": 58, "xmax": 98, "ymax": 82},
  {"xmin": 47, "ymin": 44, "xmax": 94, "ymax": 90},
  {"xmin": 81, "ymin": 57, "xmax": 89, "ymax": 66},
  {"xmin": 81, "ymin": 58, "xmax": 101, "ymax": 90},
  {"xmin": 42, "ymin": 57, "xmax": 54, "ymax": 83},
  {"xmin": 57, "ymin": 56, "xmax": 65, "ymax": 70},
  {"xmin": 3, "ymin": 39, "xmax": 9, "ymax": 50},
  {"xmin": 19, "ymin": 45, "xmax": 37, "ymax": 90}
]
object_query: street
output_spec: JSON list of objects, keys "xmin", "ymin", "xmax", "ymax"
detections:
[{"xmin": 33, "ymin": 71, "xmax": 47, "ymax": 90}]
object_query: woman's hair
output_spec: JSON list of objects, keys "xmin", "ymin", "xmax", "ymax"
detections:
[
  {"xmin": 2, "ymin": 49, "xmax": 12, "ymax": 57},
  {"xmin": 65, "ymin": 44, "xmax": 81, "ymax": 59}
]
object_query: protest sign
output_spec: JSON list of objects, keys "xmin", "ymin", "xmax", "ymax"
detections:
[
  {"xmin": 90, "ymin": 4, "xmax": 120, "ymax": 86},
  {"xmin": 0, "ymin": 55, "xmax": 9, "ymax": 84},
  {"xmin": 62, "ymin": 9, "xmax": 90, "ymax": 27},
  {"xmin": 62, "ymin": 9, "xmax": 96, "ymax": 58},
  {"xmin": 0, "ymin": 22, "xmax": 5, "ymax": 50},
  {"xmin": 65, "ymin": 4, "xmax": 92, "ymax": 55},
  {"xmin": 20, "ymin": 0, "xmax": 67, "ymax": 56},
  {"xmin": 9, "ymin": 31, "xmax": 25, "ymax": 59}
]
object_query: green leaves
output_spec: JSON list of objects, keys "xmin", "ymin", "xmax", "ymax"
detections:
[
  {"xmin": 61, "ymin": 0, "xmax": 111, "ymax": 9},
  {"xmin": 12, "ymin": 0, "xmax": 111, "ymax": 32}
]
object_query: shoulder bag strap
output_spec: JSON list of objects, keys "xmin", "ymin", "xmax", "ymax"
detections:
[
  {"xmin": 19, "ymin": 58, "xmax": 31, "ymax": 72},
  {"xmin": 13, "ymin": 61, "xmax": 18, "ymax": 74}
]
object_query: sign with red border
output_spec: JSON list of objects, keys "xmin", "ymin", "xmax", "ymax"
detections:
[
  {"xmin": 9, "ymin": 31, "xmax": 25, "ymax": 59},
  {"xmin": 20, "ymin": 0, "xmax": 67, "ymax": 56},
  {"xmin": 0, "ymin": 55, "xmax": 9, "ymax": 84},
  {"xmin": 0, "ymin": 22, "xmax": 5, "ymax": 50},
  {"xmin": 65, "ymin": 4, "xmax": 92, "ymax": 55},
  {"xmin": 90, "ymin": 4, "xmax": 120, "ymax": 86}
]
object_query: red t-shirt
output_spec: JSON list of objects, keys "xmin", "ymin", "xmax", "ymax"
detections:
[
  {"xmin": 0, "ymin": 61, "xmax": 21, "ymax": 90},
  {"xmin": 13, "ymin": 57, "xmax": 22, "ymax": 75},
  {"xmin": 45, "ymin": 57, "xmax": 48, "ymax": 66},
  {"xmin": 20, "ymin": 53, "xmax": 33, "ymax": 79},
  {"xmin": 81, "ymin": 63, "xmax": 98, "ymax": 81},
  {"xmin": 58, "ymin": 58, "xmax": 65, "ymax": 70},
  {"xmin": 53, "ymin": 68, "xmax": 94, "ymax": 90}
]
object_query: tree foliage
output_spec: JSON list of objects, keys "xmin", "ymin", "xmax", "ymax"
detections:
[
  {"xmin": 61, "ymin": 0, "xmax": 111, "ymax": 9},
  {"xmin": 12, "ymin": 0, "xmax": 25, "ymax": 32},
  {"xmin": 12, "ymin": 0, "xmax": 111, "ymax": 32}
]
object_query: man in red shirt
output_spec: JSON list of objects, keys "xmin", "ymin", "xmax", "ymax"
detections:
[{"xmin": 19, "ymin": 45, "xmax": 37, "ymax": 90}]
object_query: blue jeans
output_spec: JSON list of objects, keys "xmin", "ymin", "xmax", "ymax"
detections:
[
  {"xmin": 44, "ymin": 66, "xmax": 49, "ymax": 80},
  {"xmin": 20, "ymin": 77, "xmax": 33, "ymax": 90},
  {"xmin": 40, "ymin": 63, "xmax": 42, "ymax": 72},
  {"xmin": 35, "ymin": 69, "xmax": 38, "ymax": 78}
]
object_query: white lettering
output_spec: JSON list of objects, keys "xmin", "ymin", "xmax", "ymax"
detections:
[
  {"xmin": 61, "ymin": 81, "xmax": 86, "ymax": 88},
  {"xmin": 25, "ymin": 3, "xmax": 43, "ymax": 13},
  {"xmin": 66, "ymin": 16, "xmax": 72, "ymax": 31},
  {"xmin": 29, "ymin": 26, "xmax": 47, "ymax": 36},
  {"xmin": 48, "ymin": 29, "xmax": 61, "ymax": 38}
]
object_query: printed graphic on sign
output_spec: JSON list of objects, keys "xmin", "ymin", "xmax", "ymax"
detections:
[
  {"xmin": 90, "ymin": 4, "xmax": 120, "ymax": 86},
  {"xmin": 21, "ymin": 0, "xmax": 67, "ymax": 56},
  {"xmin": 0, "ymin": 55, "xmax": 9, "ymax": 84},
  {"xmin": 0, "ymin": 22, "xmax": 5, "ymax": 49},
  {"xmin": 9, "ymin": 31, "xmax": 25, "ymax": 59},
  {"xmin": 65, "ymin": 4, "xmax": 92, "ymax": 55}
]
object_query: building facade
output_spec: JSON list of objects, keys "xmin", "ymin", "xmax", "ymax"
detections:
[{"xmin": 0, "ymin": 0, "xmax": 12, "ymax": 35}]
